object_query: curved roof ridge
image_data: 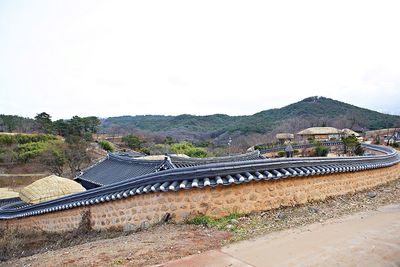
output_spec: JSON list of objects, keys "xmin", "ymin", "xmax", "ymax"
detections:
[
  {"xmin": 169, "ymin": 151, "xmax": 262, "ymax": 162},
  {"xmin": 108, "ymin": 152, "xmax": 166, "ymax": 165}
]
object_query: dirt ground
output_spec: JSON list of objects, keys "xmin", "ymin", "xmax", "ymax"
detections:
[
  {"xmin": 222, "ymin": 203, "xmax": 400, "ymax": 267},
  {"xmin": 166, "ymin": 203, "xmax": 400, "ymax": 267},
  {"xmin": 1, "ymin": 225, "xmax": 230, "ymax": 267},
  {"xmin": 2, "ymin": 178, "xmax": 400, "ymax": 267}
]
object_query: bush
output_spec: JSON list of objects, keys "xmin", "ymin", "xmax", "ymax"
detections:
[
  {"xmin": 98, "ymin": 140, "xmax": 115, "ymax": 152},
  {"xmin": 170, "ymin": 142, "xmax": 208, "ymax": 158},
  {"xmin": 122, "ymin": 135, "xmax": 145, "ymax": 150},
  {"xmin": 0, "ymin": 148, "xmax": 16, "ymax": 163},
  {"xmin": 0, "ymin": 135, "xmax": 15, "ymax": 146},
  {"xmin": 277, "ymin": 151, "xmax": 286, "ymax": 157},
  {"xmin": 140, "ymin": 147, "xmax": 151, "ymax": 155},
  {"xmin": 15, "ymin": 134, "xmax": 57, "ymax": 144},
  {"xmin": 354, "ymin": 143, "xmax": 364, "ymax": 155},
  {"xmin": 15, "ymin": 140, "xmax": 62, "ymax": 162},
  {"xmin": 164, "ymin": 136, "xmax": 175, "ymax": 145},
  {"xmin": 254, "ymin": 144, "xmax": 267, "ymax": 150},
  {"xmin": 342, "ymin": 135, "xmax": 362, "ymax": 155},
  {"xmin": 16, "ymin": 142, "xmax": 47, "ymax": 162},
  {"xmin": 188, "ymin": 215, "xmax": 215, "ymax": 225},
  {"xmin": 315, "ymin": 145, "xmax": 329, "ymax": 157},
  {"xmin": 390, "ymin": 142, "xmax": 399, "ymax": 148},
  {"xmin": 0, "ymin": 133, "xmax": 57, "ymax": 146},
  {"xmin": 83, "ymin": 132, "xmax": 93, "ymax": 142},
  {"xmin": 149, "ymin": 144, "xmax": 169, "ymax": 155}
]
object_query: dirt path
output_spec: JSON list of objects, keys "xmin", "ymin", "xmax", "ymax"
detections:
[
  {"xmin": 164, "ymin": 203, "xmax": 400, "ymax": 267},
  {"xmin": 221, "ymin": 203, "xmax": 400, "ymax": 267}
]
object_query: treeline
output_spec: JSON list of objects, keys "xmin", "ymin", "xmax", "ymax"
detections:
[
  {"xmin": 34, "ymin": 112, "xmax": 100, "ymax": 138},
  {"xmin": 33, "ymin": 113, "xmax": 101, "ymax": 177},
  {"xmin": 0, "ymin": 113, "xmax": 102, "ymax": 178},
  {"xmin": 0, "ymin": 113, "xmax": 101, "ymax": 137},
  {"xmin": 0, "ymin": 115, "xmax": 36, "ymax": 133}
]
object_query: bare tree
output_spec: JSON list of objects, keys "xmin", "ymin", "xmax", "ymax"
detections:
[
  {"xmin": 65, "ymin": 137, "xmax": 90, "ymax": 177},
  {"xmin": 385, "ymin": 127, "xmax": 400, "ymax": 145}
]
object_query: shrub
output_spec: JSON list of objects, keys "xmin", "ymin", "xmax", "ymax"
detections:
[
  {"xmin": 390, "ymin": 142, "xmax": 399, "ymax": 148},
  {"xmin": 149, "ymin": 144, "xmax": 169, "ymax": 155},
  {"xmin": 315, "ymin": 145, "xmax": 329, "ymax": 157},
  {"xmin": 188, "ymin": 215, "xmax": 215, "ymax": 225},
  {"xmin": 0, "ymin": 148, "xmax": 16, "ymax": 163},
  {"xmin": 164, "ymin": 136, "xmax": 175, "ymax": 145},
  {"xmin": 83, "ymin": 132, "xmax": 93, "ymax": 142},
  {"xmin": 15, "ymin": 140, "xmax": 62, "ymax": 162},
  {"xmin": 254, "ymin": 144, "xmax": 267, "ymax": 150},
  {"xmin": 16, "ymin": 142, "xmax": 47, "ymax": 162},
  {"xmin": 170, "ymin": 142, "xmax": 208, "ymax": 158},
  {"xmin": 342, "ymin": 135, "xmax": 363, "ymax": 155},
  {"xmin": 0, "ymin": 135, "xmax": 15, "ymax": 146},
  {"xmin": 98, "ymin": 140, "xmax": 115, "ymax": 152},
  {"xmin": 122, "ymin": 135, "xmax": 145, "ymax": 150},
  {"xmin": 354, "ymin": 143, "xmax": 364, "ymax": 155},
  {"xmin": 140, "ymin": 147, "xmax": 151, "ymax": 155},
  {"xmin": 277, "ymin": 151, "xmax": 285, "ymax": 157},
  {"xmin": 15, "ymin": 134, "xmax": 57, "ymax": 144}
]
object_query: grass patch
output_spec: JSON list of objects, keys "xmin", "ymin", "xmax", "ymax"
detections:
[{"xmin": 187, "ymin": 212, "xmax": 242, "ymax": 231}]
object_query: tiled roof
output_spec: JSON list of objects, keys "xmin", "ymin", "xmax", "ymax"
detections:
[
  {"xmin": 169, "ymin": 151, "xmax": 264, "ymax": 168},
  {"xmin": 0, "ymin": 143, "xmax": 399, "ymax": 220},
  {"xmin": 75, "ymin": 151, "xmax": 265, "ymax": 187},
  {"xmin": 75, "ymin": 153, "xmax": 168, "ymax": 187}
]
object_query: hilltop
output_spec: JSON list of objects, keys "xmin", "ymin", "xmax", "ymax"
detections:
[{"xmin": 101, "ymin": 96, "xmax": 400, "ymax": 136}]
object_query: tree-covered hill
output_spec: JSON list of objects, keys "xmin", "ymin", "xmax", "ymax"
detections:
[
  {"xmin": 101, "ymin": 96, "xmax": 400, "ymax": 135},
  {"xmin": 0, "ymin": 115, "xmax": 37, "ymax": 132}
]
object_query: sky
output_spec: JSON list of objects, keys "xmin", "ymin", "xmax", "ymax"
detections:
[{"xmin": 1, "ymin": 0, "xmax": 400, "ymax": 120}]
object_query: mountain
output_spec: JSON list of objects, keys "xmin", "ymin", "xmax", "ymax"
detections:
[{"xmin": 101, "ymin": 96, "xmax": 400, "ymax": 137}]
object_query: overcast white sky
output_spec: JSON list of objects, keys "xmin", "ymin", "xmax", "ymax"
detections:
[{"xmin": 1, "ymin": 0, "xmax": 400, "ymax": 119}]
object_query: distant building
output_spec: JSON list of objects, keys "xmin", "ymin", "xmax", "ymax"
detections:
[
  {"xmin": 341, "ymin": 128, "xmax": 363, "ymax": 141},
  {"xmin": 276, "ymin": 133, "xmax": 294, "ymax": 144},
  {"xmin": 297, "ymin": 127, "xmax": 340, "ymax": 141},
  {"xmin": 365, "ymin": 128, "xmax": 400, "ymax": 143}
]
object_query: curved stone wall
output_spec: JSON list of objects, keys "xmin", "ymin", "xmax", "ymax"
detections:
[{"xmin": 2, "ymin": 163, "xmax": 399, "ymax": 233}]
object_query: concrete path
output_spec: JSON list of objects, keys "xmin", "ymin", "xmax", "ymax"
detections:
[{"xmin": 163, "ymin": 204, "xmax": 400, "ymax": 267}]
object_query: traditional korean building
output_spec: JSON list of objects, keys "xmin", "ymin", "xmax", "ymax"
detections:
[
  {"xmin": 297, "ymin": 127, "xmax": 341, "ymax": 141},
  {"xmin": 75, "ymin": 151, "xmax": 265, "ymax": 189},
  {"xmin": 276, "ymin": 133, "xmax": 294, "ymax": 144}
]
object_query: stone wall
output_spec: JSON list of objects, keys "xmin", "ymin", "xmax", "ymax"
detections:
[{"xmin": 2, "ymin": 164, "xmax": 399, "ymax": 233}]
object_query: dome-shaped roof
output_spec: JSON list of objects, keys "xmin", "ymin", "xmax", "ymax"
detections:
[
  {"xmin": 297, "ymin": 127, "xmax": 340, "ymax": 135},
  {"xmin": 0, "ymin": 188, "xmax": 19, "ymax": 200},
  {"xmin": 20, "ymin": 175, "xmax": 85, "ymax": 204}
]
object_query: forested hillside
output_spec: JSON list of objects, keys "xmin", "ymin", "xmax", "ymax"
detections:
[{"xmin": 101, "ymin": 96, "xmax": 400, "ymax": 135}]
